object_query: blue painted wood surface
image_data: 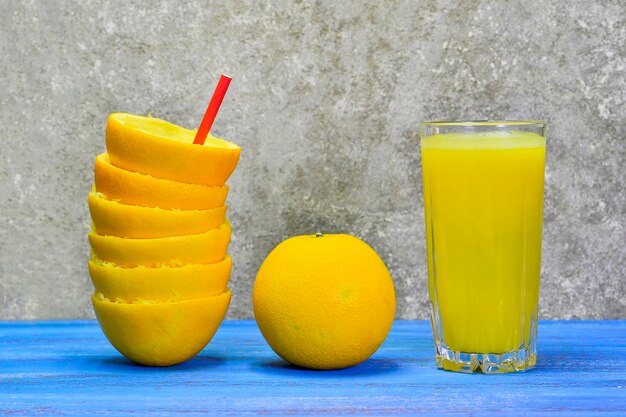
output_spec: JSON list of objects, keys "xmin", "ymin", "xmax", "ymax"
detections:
[{"xmin": 0, "ymin": 320, "xmax": 624, "ymax": 416}]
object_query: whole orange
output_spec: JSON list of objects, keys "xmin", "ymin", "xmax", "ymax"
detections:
[{"xmin": 253, "ymin": 233, "xmax": 396, "ymax": 370}]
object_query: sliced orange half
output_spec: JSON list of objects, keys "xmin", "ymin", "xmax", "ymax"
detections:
[
  {"xmin": 92, "ymin": 290, "xmax": 231, "ymax": 366},
  {"xmin": 88, "ymin": 221, "xmax": 231, "ymax": 267},
  {"xmin": 94, "ymin": 153, "xmax": 228, "ymax": 210},
  {"xmin": 88, "ymin": 191, "xmax": 226, "ymax": 238},
  {"xmin": 89, "ymin": 255, "xmax": 231, "ymax": 303},
  {"xmin": 106, "ymin": 113, "xmax": 241, "ymax": 186}
]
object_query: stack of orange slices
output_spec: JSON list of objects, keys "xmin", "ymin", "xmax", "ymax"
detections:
[{"xmin": 87, "ymin": 113, "xmax": 240, "ymax": 366}]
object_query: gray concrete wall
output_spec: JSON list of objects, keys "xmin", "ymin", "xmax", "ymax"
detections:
[{"xmin": 1, "ymin": 0, "xmax": 624, "ymax": 320}]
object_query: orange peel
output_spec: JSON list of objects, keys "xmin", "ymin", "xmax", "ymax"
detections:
[
  {"xmin": 88, "ymin": 222, "xmax": 231, "ymax": 267},
  {"xmin": 106, "ymin": 113, "xmax": 240, "ymax": 186},
  {"xmin": 89, "ymin": 255, "xmax": 231, "ymax": 303},
  {"xmin": 94, "ymin": 153, "xmax": 228, "ymax": 210},
  {"xmin": 88, "ymin": 191, "xmax": 226, "ymax": 238},
  {"xmin": 92, "ymin": 290, "xmax": 231, "ymax": 366}
]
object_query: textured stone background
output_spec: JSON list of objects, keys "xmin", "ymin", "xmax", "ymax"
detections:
[{"xmin": 0, "ymin": 0, "xmax": 624, "ymax": 320}]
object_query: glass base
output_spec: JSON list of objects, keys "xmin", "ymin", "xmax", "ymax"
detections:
[{"xmin": 435, "ymin": 342, "xmax": 536, "ymax": 374}]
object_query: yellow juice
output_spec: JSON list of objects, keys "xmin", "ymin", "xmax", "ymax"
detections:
[{"xmin": 422, "ymin": 131, "xmax": 545, "ymax": 354}]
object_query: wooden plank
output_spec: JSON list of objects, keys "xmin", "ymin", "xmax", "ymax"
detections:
[{"xmin": 0, "ymin": 321, "xmax": 624, "ymax": 416}]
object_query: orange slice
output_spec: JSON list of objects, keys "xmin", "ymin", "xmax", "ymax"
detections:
[
  {"xmin": 106, "ymin": 113, "xmax": 240, "ymax": 186},
  {"xmin": 88, "ymin": 222, "xmax": 231, "ymax": 267},
  {"xmin": 94, "ymin": 153, "xmax": 228, "ymax": 210},
  {"xmin": 89, "ymin": 255, "xmax": 231, "ymax": 303},
  {"xmin": 88, "ymin": 191, "xmax": 226, "ymax": 238},
  {"xmin": 92, "ymin": 290, "xmax": 231, "ymax": 366}
]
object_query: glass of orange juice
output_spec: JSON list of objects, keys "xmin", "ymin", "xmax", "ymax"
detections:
[{"xmin": 420, "ymin": 120, "xmax": 547, "ymax": 373}]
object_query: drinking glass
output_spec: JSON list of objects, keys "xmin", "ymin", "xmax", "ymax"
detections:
[{"xmin": 420, "ymin": 120, "xmax": 547, "ymax": 373}]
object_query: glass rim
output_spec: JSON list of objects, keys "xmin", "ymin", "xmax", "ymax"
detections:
[{"xmin": 421, "ymin": 119, "xmax": 547, "ymax": 127}]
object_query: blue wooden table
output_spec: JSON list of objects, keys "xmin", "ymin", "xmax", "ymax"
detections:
[{"xmin": 1, "ymin": 320, "xmax": 624, "ymax": 416}]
